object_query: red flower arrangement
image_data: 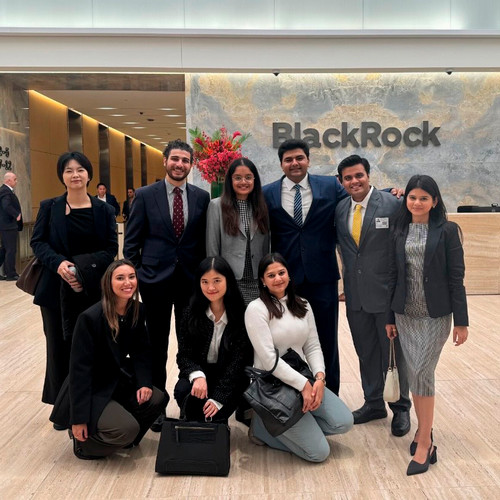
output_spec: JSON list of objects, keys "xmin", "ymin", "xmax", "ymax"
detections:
[{"xmin": 189, "ymin": 126, "xmax": 250, "ymax": 183}]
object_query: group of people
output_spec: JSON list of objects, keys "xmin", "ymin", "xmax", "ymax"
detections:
[{"xmin": 28, "ymin": 138, "xmax": 468, "ymax": 476}]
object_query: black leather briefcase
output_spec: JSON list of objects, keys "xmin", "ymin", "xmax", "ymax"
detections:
[{"xmin": 155, "ymin": 418, "xmax": 230, "ymax": 476}]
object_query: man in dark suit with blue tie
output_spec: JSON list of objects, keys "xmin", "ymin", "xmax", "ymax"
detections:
[
  {"xmin": 263, "ymin": 139, "xmax": 348, "ymax": 394},
  {"xmin": 124, "ymin": 139, "xmax": 210, "ymax": 429},
  {"xmin": 335, "ymin": 155, "xmax": 410, "ymax": 436}
]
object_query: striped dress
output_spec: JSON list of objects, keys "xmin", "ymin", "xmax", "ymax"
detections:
[{"xmin": 395, "ymin": 223, "xmax": 451, "ymax": 396}]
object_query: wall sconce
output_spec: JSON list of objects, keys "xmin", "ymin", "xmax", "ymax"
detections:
[{"xmin": 0, "ymin": 146, "xmax": 10, "ymax": 157}]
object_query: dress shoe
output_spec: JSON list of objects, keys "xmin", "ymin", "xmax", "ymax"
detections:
[
  {"xmin": 410, "ymin": 429, "xmax": 433, "ymax": 456},
  {"xmin": 0, "ymin": 275, "xmax": 6, "ymax": 280},
  {"xmin": 150, "ymin": 413, "xmax": 165, "ymax": 432},
  {"xmin": 53, "ymin": 422, "xmax": 68, "ymax": 431},
  {"xmin": 5, "ymin": 275, "xmax": 19, "ymax": 281},
  {"xmin": 406, "ymin": 443, "xmax": 437, "ymax": 476},
  {"xmin": 391, "ymin": 410, "xmax": 411, "ymax": 437},
  {"xmin": 352, "ymin": 404, "xmax": 387, "ymax": 424}
]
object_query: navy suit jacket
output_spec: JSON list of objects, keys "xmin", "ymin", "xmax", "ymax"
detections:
[
  {"xmin": 335, "ymin": 188, "xmax": 401, "ymax": 313},
  {"xmin": 263, "ymin": 174, "xmax": 348, "ymax": 286},
  {"xmin": 123, "ymin": 180, "xmax": 210, "ymax": 284},
  {"xmin": 95, "ymin": 193, "xmax": 120, "ymax": 217},
  {"xmin": 0, "ymin": 184, "xmax": 22, "ymax": 231}
]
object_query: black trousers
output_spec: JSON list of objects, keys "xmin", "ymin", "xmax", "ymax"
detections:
[
  {"xmin": 0, "ymin": 229, "xmax": 18, "ymax": 278},
  {"xmin": 40, "ymin": 305, "xmax": 71, "ymax": 404},
  {"xmin": 139, "ymin": 265, "xmax": 194, "ymax": 393},
  {"xmin": 297, "ymin": 280, "xmax": 340, "ymax": 395},
  {"xmin": 346, "ymin": 308, "xmax": 411, "ymax": 412}
]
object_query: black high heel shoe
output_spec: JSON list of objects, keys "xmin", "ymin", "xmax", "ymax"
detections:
[
  {"xmin": 406, "ymin": 443, "xmax": 437, "ymax": 476},
  {"xmin": 410, "ymin": 429, "xmax": 433, "ymax": 456}
]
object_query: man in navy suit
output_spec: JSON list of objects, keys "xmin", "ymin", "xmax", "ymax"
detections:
[
  {"xmin": 335, "ymin": 155, "xmax": 410, "ymax": 436},
  {"xmin": 263, "ymin": 139, "xmax": 348, "ymax": 394},
  {"xmin": 95, "ymin": 183, "xmax": 120, "ymax": 217},
  {"xmin": 124, "ymin": 139, "xmax": 210, "ymax": 430},
  {"xmin": 0, "ymin": 172, "xmax": 23, "ymax": 281}
]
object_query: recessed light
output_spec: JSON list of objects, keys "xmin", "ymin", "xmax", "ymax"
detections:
[
  {"xmin": 110, "ymin": 114, "xmax": 125, "ymax": 117},
  {"xmin": 97, "ymin": 107, "xmax": 116, "ymax": 110},
  {"xmin": 159, "ymin": 108, "xmax": 175, "ymax": 111},
  {"xmin": 175, "ymin": 122, "xmax": 186, "ymax": 125},
  {"xmin": 132, "ymin": 126, "xmax": 145, "ymax": 129},
  {"xmin": 165, "ymin": 114, "xmax": 182, "ymax": 117},
  {"xmin": 124, "ymin": 121, "xmax": 138, "ymax": 124},
  {"xmin": 147, "ymin": 134, "xmax": 157, "ymax": 137}
]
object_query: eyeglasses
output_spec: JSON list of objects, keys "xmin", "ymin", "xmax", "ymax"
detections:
[{"xmin": 232, "ymin": 175, "xmax": 255, "ymax": 182}]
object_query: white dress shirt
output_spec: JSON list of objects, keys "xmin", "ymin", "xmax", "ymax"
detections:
[
  {"xmin": 347, "ymin": 186, "xmax": 374, "ymax": 233},
  {"xmin": 281, "ymin": 175, "xmax": 313, "ymax": 222}
]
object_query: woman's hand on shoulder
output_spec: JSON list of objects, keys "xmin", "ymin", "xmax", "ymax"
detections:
[
  {"xmin": 453, "ymin": 326, "xmax": 468, "ymax": 346},
  {"xmin": 191, "ymin": 377, "xmax": 208, "ymax": 399},
  {"xmin": 136, "ymin": 387, "xmax": 153, "ymax": 404},
  {"xmin": 72, "ymin": 423, "xmax": 88, "ymax": 442}
]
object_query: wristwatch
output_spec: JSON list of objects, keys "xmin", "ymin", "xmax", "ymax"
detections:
[{"xmin": 315, "ymin": 375, "xmax": 326, "ymax": 385}]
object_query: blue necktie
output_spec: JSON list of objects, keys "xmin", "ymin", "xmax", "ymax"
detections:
[{"xmin": 293, "ymin": 184, "xmax": 303, "ymax": 226}]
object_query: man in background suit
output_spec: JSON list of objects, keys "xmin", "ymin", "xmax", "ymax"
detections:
[
  {"xmin": 263, "ymin": 139, "xmax": 348, "ymax": 394},
  {"xmin": 0, "ymin": 172, "xmax": 23, "ymax": 281},
  {"xmin": 335, "ymin": 155, "xmax": 410, "ymax": 436},
  {"xmin": 124, "ymin": 139, "xmax": 210, "ymax": 430},
  {"xmin": 96, "ymin": 182, "xmax": 120, "ymax": 217},
  {"xmin": 122, "ymin": 187, "xmax": 135, "ymax": 221}
]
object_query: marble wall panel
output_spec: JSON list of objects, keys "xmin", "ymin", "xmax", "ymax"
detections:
[
  {"xmin": 186, "ymin": 73, "xmax": 500, "ymax": 211},
  {"xmin": 0, "ymin": 77, "xmax": 30, "ymax": 220}
]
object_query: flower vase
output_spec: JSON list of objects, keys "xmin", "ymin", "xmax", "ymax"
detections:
[{"xmin": 210, "ymin": 178, "xmax": 225, "ymax": 199}]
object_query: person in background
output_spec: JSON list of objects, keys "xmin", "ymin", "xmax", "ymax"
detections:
[
  {"xmin": 123, "ymin": 139, "xmax": 210, "ymax": 431},
  {"xmin": 206, "ymin": 158, "xmax": 269, "ymax": 305},
  {"xmin": 174, "ymin": 256, "xmax": 252, "ymax": 422},
  {"xmin": 386, "ymin": 174, "xmax": 469, "ymax": 476},
  {"xmin": 335, "ymin": 154, "xmax": 411, "ymax": 436},
  {"xmin": 65, "ymin": 260, "xmax": 166, "ymax": 460},
  {"xmin": 31, "ymin": 152, "xmax": 118, "ymax": 423},
  {"xmin": 122, "ymin": 187, "xmax": 135, "ymax": 222},
  {"xmin": 96, "ymin": 182, "xmax": 120, "ymax": 217},
  {"xmin": 0, "ymin": 172, "xmax": 23, "ymax": 281},
  {"xmin": 245, "ymin": 253, "xmax": 353, "ymax": 463}
]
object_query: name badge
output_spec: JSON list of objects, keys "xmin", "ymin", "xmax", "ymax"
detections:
[{"xmin": 375, "ymin": 217, "xmax": 389, "ymax": 229}]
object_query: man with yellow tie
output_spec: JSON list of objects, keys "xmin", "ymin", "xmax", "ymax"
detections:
[{"xmin": 335, "ymin": 155, "xmax": 411, "ymax": 437}]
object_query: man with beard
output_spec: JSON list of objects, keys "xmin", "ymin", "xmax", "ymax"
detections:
[{"xmin": 124, "ymin": 139, "xmax": 210, "ymax": 430}]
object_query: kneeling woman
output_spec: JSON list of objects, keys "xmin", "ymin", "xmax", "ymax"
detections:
[
  {"xmin": 68, "ymin": 259, "xmax": 167, "ymax": 459},
  {"xmin": 244, "ymin": 253, "xmax": 353, "ymax": 463},
  {"xmin": 174, "ymin": 256, "xmax": 252, "ymax": 422}
]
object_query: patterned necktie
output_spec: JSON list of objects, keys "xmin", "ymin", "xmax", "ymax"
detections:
[
  {"xmin": 293, "ymin": 184, "xmax": 303, "ymax": 226},
  {"xmin": 352, "ymin": 204, "xmax": 362, "ymax": 246},
  {"xmin": 172, "ymin": 186, "xmax": 184, "ymax": 239}
]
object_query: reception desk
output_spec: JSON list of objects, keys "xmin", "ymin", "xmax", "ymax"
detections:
[{"xmin": 449, "ymin": 213, "xmax": 500, "ymax": 295}]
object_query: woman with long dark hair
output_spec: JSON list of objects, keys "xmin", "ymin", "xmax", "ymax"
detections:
[
  {"xmin": 386, "ymin": 175, "xmax": 469, "ymax": 476},
  {"xmin": 244, "ymin": 253, "xmax": 353, "ymax": 462},
  {"xmin": 31, "ymin": 152, "xmax": 118, "ymax": 421},
  {"xmin": 174, "ymin": 256, "xmax": 253, "ymax": 422},
  {"xmin": 65, "ymin": 259, "xmax": 166, "ymax": 459},
  {"xmin": 206, "ymin": 158, "xmax": 269, "ymax": 305}
]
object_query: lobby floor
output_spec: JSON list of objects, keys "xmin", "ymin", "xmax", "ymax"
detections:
[{"xmin": 0, "ymin": 282, "xmax": 498, "ymax": 499}]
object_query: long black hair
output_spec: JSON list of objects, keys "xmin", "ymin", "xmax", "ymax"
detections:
[
  {"xmin": 393, "ymin": 174, "xmax": 448, "ymax": 236},
  {"xmin": 257, "ymin": 253, "xmax": 307, "ymax": 320},
  {"xmin": 188, "ymin": 256, "xmax": 245, "ymax": 331},
  {"xmin": 221, "ymin": 157, "xmax": 269, "ymax": 236}
]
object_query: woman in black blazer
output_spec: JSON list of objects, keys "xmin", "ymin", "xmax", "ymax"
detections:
[
  {"xmin": 31, "ymin": 152, "xmax": 118, "ymax": 412},
  {"xmin": 174, "ymin": 256, "xmax": 252, "ymax": 422},
  {"xmin": 68, "ymin": 259, "xmax": 166, "ymax": 459},
  {"xmin": 386, "ymin": 175, "xmax": 469, "ymax": 476}
]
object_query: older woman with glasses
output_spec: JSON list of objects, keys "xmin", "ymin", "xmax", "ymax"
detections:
[{"xmin": 206, "ymin": 158, "xmax": 270, "ymax": 305}]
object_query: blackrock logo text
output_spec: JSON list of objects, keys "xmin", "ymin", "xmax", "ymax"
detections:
[{"xmin": 272, "ymin": 121, "xmax": 441, "ymax": 149}]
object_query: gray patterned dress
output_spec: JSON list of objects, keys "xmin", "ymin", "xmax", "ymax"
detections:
[{"xmin": 395, "ymin": 223, "xmax": 452, "ymax": 396}]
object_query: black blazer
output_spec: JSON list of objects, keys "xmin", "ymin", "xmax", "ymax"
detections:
[
  {"xmin": 68, "ymin": 302, "xmax": 153, "ymax": 434},
  {"xmin": 176, "ymin": 307, "xmax": 252, "ymax": 406},
  {"xmin": 387, "ymin": 220, "xmax": 469, "ymax": 326},
  {"xmin": 123, "ymin": 181, "xmax": 210, "ymax": 284},
  {"xmin": 95, "ymin": 193, "xmax": 120, "ymax": 217},
  {"xmin": 0, "ymin": 184, "xmax": 22, "ymax": 231},
  {"xmin": 31, "ymin": 194, "xmax": 118, "ymax": 309}
]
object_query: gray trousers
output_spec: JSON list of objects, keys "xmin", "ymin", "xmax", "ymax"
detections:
[
  {"xmin": 79, "ymin": 387, "xmax": 165, "ymax": 457},
  {"xmin": 346, "ymin": 308, "xmax": 411, "ymax": 412}
]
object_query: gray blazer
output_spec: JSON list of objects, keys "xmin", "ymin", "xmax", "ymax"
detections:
[
  {"xmin": 206, "ymin": 197, "xmax": 270, "ymax": 280},
  {"xmin": 335, "ymin": 188, "xmax": 401, "ymax": 314}
]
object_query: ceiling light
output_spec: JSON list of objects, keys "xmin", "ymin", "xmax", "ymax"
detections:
[
  {"xmin": 175, "ymin": 122, "xmax": 186, "ymax": 125},
  {"xmin": 110, "ymin": 114, "xmax": 125, "ymax": 117},
  {"xmin": 165, "ymin": 114, "xmax": 182, "ymax": 117},
  {"xmin": 97, "ymin": 107, "xmax": 116, "ymax": 110},
  {"xmin": 132, "ymin": 126, "xmax": 146, "ymax": 129},
  {"xmin": 147, "ymin": 134, "xmax": 157, "ymax": 137},
  {"xmin": 159, "ymin": 108, "xmax": 175, "ymax": 111},
  {"xmin": 124, "ymin": 121, "xmax": 138, "ymax": 124}
]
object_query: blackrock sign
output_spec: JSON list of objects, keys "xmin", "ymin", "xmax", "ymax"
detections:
[{"xmin": 272, "ymin": 121, "xmax": 441, "ymax": 149}]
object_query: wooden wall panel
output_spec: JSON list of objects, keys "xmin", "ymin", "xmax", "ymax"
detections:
[
  {"xmin": 108, "ymin": 129, "xmax": 125, "ymax": 203},
  {"xmin": 82, "ymin": 115, "xmax": 100, "ymax": 194},
  {"xmin": 146, "ymin": 148, "xmax": 164, "ymax": 184}
]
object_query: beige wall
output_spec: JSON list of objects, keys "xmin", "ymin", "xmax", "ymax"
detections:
[{"xmin": 29, "ymin": 91, "xmax": 163, "ymax": 219}]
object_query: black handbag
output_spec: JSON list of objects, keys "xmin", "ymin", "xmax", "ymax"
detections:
[
  {"xmin": 16, "ymin": 256, "xmax": 43, "ymax": 296},
  {"xmin": 155, "ymin": 416, "xmax": 230, "ymax": 476},
  {"xmin": 243, "ymin": 348, "xmax": 314, "ymax": 437}
]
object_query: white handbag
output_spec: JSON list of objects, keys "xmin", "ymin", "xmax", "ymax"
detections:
[{"xmin": 383, "ymin": 338, "xmax": 400, "ymax": 403}]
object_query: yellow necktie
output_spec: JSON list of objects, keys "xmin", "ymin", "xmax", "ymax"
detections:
[{"xmin": 352, "ymin": 204, "xmax": 362, "ymax": 246}]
